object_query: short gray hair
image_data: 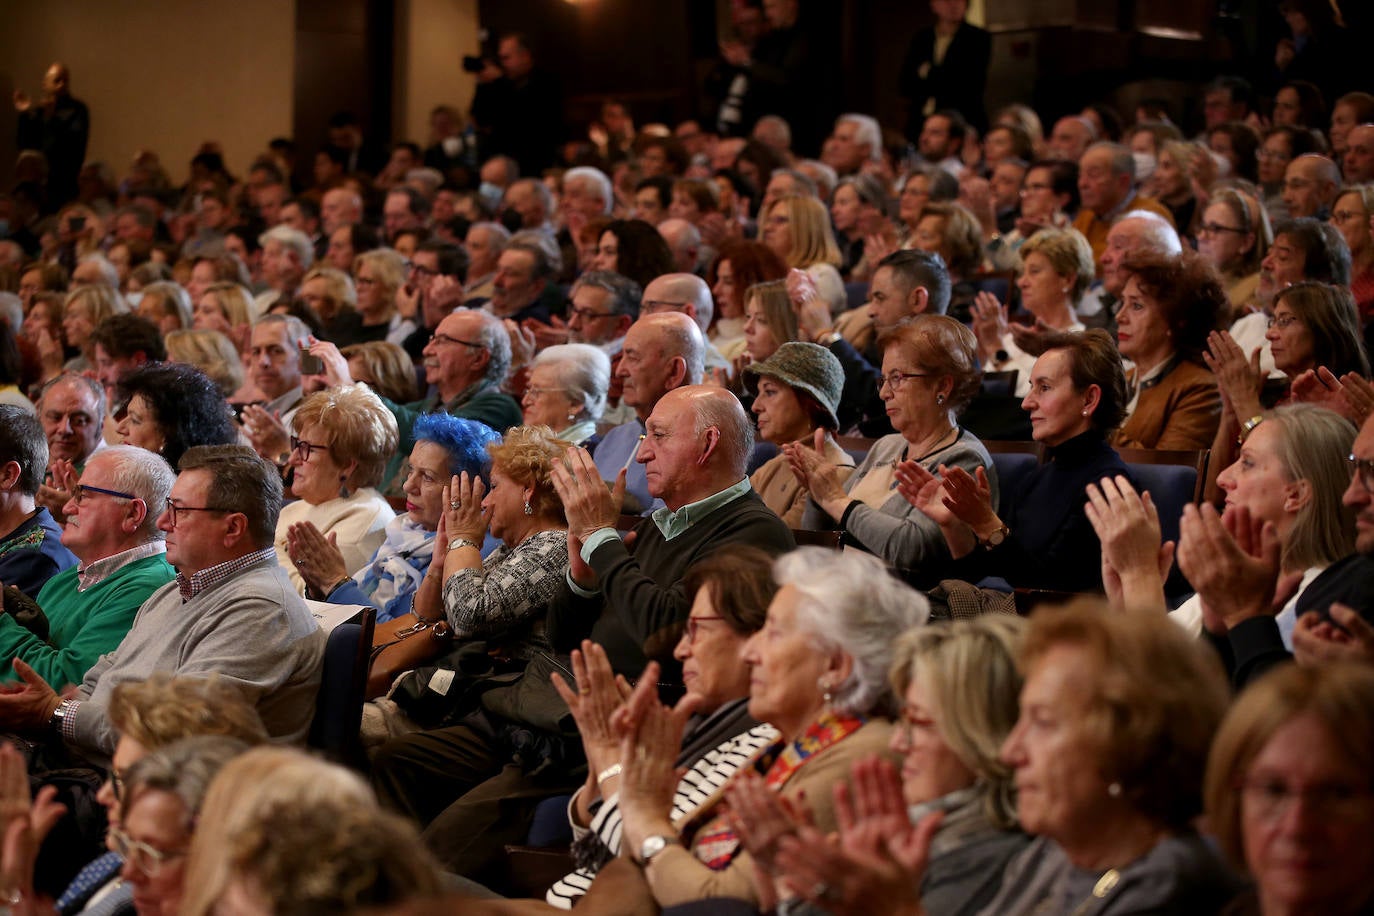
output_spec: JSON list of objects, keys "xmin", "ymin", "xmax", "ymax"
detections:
[
  {"xmin": 773, "ymin": 548, "xmax": 930, "ymax": 717},
  {"xmin": 77, "ymin": 253, "xmax": 120, "ymax": 288},
  {"xmin": 794, "ymin": 161, "xmax": 837, "ymax": 200},
  {"xmin": 532, "ymin": 343, "xmax": 611, "ymax": 422},
  {"xmin": 258, "ymin": 226, "xmax": 314, "ymax": 270},
  {"xmin": 122, "ymin": 735, "xmax": 250, "ymax": 829},
  {"xmin": 572, "ymin": 270, "xmax": 641, "ymax": 319},
  {"xmin": 838, "ymin": 113, "xmax": 882, "ymax": 162},
  {"xmin": 254, "ymin": 312, "xmax": 311, "ymax": 349},
  {"xmin": 1114, "ymin": 210, "xmax": 1183, "ymax": 256},
  {"xmin": 102, "ymin": 444, "xmax": 176, "ymax": 539},
  {"xmin": 507, "ymin": 230, "xmax": 562, "ymax": 280},
  {"xmin": 471, "ymin": 221, "xmax": 511, "ymax": 250},
  {"xmin": 563, "ymin": 167, "xmax": 614, "ymax": 215},
  {"xmin": 469, "ymin": 308, "xmax": 512, "ymax": 384},
  {"xmin": 1089, "ymin": 141, "xmax": 1136, "ymax": 182}
]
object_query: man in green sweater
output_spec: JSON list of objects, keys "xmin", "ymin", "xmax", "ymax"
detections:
[{"xmin": 0, "ymin": 445, "xmax": 175, "ymax": 690}]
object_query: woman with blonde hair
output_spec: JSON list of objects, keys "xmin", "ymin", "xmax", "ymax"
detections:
[
  {"xmin": 341, "ymin": 340, "xmax": 419, "ymax": 404},
  {"xmin": 274, "ymin": 385, "xmax": 400, "ymax": 594},
  {"xmin": 971, "ymin": 227, "xmax": 1094, "ymax": 396},
  {"xmin": 1331, "ymin": 184, "xmax": 1374, "ymax": 318},
  {"xmin": 1149, "ymin": 140, "xmax": 1205, "ymax": 239},
  {"xmin": 1204, "ymin": 663, "xmax": 1374, "ymax": 916},
  {"xmin": 165, "ymin": 328, "xmax": 244, "ymax": 397},
  {"xmin": 761, "ymin": 194, "xmax": 845, "ymax": 314},
  {"xmin": 912, "ymin": 202, "xmax": 987, "ymax": 322},
  {"xmin": 352, "ymin": 248, "xmax": 417, "ymax": 347},
  {"xmin": 133, "ymin": 280, "xmax": 192, "ymax": 335},
  {"xmin": 61, "ymin": 283, "xmax": 124, "ymax": 372},
  {"xmin": 180, "ymin": 746, "xmax": 444, "ymax": 916},
  {"xmin": 742, "ymin": 278, "xmax": 801, "ymax": 366},
  {"xmin": 300, "ymin": 263, "xmax": 360, "ymax": 339}
]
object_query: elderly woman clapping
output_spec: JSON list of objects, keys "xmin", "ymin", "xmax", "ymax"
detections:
[
  {"xmin": 287, "ymin": 413, "xmax": 499, "ymax": 621},
  {"xmin": 592, "ymin": 548, "xmax": 926, "ymax": 911},
  {"xmin": 274, "ymin": 385, "xmax": 399, "ymax": 594}
]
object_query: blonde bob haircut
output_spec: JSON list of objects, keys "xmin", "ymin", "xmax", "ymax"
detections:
[
  {"xmin": 65, "ymin": 282, "xmax": 125, "ymax": 328},
  {"xmin": 165, "ymin": 328, "xmax": 244, "ymax": 396},
  {"xmin": 201, "ymin": 282, "xmax": 255, "ymax": 330},
  {"xmin": 1204, "ymin": 662, "xmax": 1374, "ymax": 872},
  {"xmin": 108, "ymin": 673, "xmax": 269, "ymax": 749},
  {"xmin": 769, "ymin": 194, "xmax": 842, "ymax": 269},
  {"xmin": 302, "ymin": 264, "xmax": 358, "ymax": 314},
  {"xmin": 1019, "ymin": 599, "xmax": 1229, "ymax": 832},
  {"xmin": 1019, "ymin": 227, "xmax": 1096, "ymax": 304},
  {"xmin": 340, "ymin": 341, "xmax": 419, "ymax": 404},
  {"xmin": 487, "ymin": 425, "xmax": 572, "ymax": 523},
  {"xmin": 744, "ymin": 279, "xmax": 801, "ymax": 349},
  {"xmin": 291, "ymin": 384, "xmax": 400, "ymax": 490},
  {"xmin": 354, "ymin": 247, "xmax": 407, "ymax": 302},
  {"xmin": 890, "ymin": 615, "xmax": 1026, "ymax": 830}
]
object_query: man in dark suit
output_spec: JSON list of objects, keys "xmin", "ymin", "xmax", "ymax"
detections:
[{"xmin": 899, "ymin": 0, "xmax": 992, "ymax": 138}]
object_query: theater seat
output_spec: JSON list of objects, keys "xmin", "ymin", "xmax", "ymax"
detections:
[{"xmin": 307, "ymin": 604, "xmax": 376, "ymax": 770}]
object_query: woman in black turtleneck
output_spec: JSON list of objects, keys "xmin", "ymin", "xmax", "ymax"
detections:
[{"xmin": 896, "ymin": 328, "xmax": 1132, "ymax": 594}]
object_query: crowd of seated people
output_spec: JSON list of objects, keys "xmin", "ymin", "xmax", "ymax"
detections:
[{"xmin": 1, "ymin": 0, "xmax": 1374, "ymax": 910}]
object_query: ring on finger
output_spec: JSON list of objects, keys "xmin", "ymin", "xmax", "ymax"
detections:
[{"xmin": 449, "ymin": 498, "xmax": 461, "ymax": 510}]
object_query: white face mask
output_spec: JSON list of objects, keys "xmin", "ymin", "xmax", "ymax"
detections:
[{"xmin": 1132, "ymin": 152, "xmax": 1157, "ymax": 184}]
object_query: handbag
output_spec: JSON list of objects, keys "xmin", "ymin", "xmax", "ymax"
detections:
[{"xmin": 366, "ymin": 614, "xmax": 453, "ymax": 699}]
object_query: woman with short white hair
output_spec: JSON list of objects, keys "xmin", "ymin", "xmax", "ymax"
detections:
[{"xmin": 522, "ymin": 343, "xmax": 611, "ymax": 446}]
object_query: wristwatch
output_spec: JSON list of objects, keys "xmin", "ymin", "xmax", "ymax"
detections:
[
  {"xmin": 815, "ymin": 329, "xmax": 842, "ymax": 346},
  {"xmin": 1238, "ymin": 415, "xmax": 1264, "ymax": 445},
  {"xmin": 49, "ymin": 698, "xmax": 78, "ymax": 732},
  {"xmin": 979, "ymin": 525, "xmax": 1011, "ymax": 549},
  {"xmin": 447, "ymin": 537, "xmax": 480, "ymax": 551},
  {"xmin": 638, "ymin": 834, "xmax": 681, "ymax": 865}
]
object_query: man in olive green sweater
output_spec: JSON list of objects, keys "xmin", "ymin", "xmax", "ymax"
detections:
[{"xmin": 0, "ymin": 446, "xmax": 175, "ymax": 690}]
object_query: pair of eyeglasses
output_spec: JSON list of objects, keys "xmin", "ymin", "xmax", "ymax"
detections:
[
  {"xmin": 107, "ymin": 826, "xmax": 187, "ymax": 877},
  {"xmin": 567, "ymin": 305, "xmax": 616, "ymax": 322},
  {"xmin": 1238, "ymin": 777, "xmax": 1372, "ymax": 822},
  {"xmin": 163, "ymin": 501, "xmax": 230, "ymax": 528},
  {"xmin": 1266, "ymin": 314, "xmax": 1301, "ymax": 330},
  {"xmin": 430, "ymin": 333, "xmax": 485, "ymax": 349},
  {"xmin": 408, "ymin": 262, "xmax": 438, "ymax": 279},
  {"xmin": 72, "ymin": 484, "xmax": 138, "ymax": 504},
  {"xmin": 523, "ymin": 386, "xmax": 567, "ymax": 399},
  {"xmin": 1349, "ymin": 455, "xmax": 1374, "ymax": 493},
  {"xmin": 290, "ymin": 436, "xmax": 330, "ymax": 461},
  {"xmin": 1198, "ymin": 222, "xmax": 1246, "ymax": 237},
  {"xmin": 877, "ymin": 371, "xmax": 934, "ymax": 392},
  {"xmin": 684, "ymin": 614, "xmax": 725, "ymax": 644}
]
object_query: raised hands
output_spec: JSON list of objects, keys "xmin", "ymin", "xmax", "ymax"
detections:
[
  {"xmin": 1084, "ymin": 475, "xmax": 1173, "ymax": 612},
  {"xmin": 285, "ymin": 521, "xmax": 349, "ymax": 597},
  {"xmin": 551, "ymin": 640, "xmax": 634, "ymax": 818},
  {"xmin": 614, "ymin": 661, "xmax": 698, "ymax": 854},
  {"xmin": 1293, "ymin": 604, "xmax": 1374, "ymax": 668},
  {"xmin": 240, "ymin": 403, "xmax": 291, "ymax": 462},
  {"xmin": 969, "ymin": 291, "xmax": 1009, "ymax": 363},
  {"xmin": 550, "ymin": 446, "xmax": 626, "ymax": 542},
  {"xmin": 442, "ymin": 471, "xmax": 490, "ymax": 546},
  {"xmin": 1176, "ymin": 503, "xmax": 1299, "ymax": 633},
  {"xmin": 35, "ymin": 459, "xmax": 78, "ymax": 524},
  {"xmin": 785, "ymin": 429, "xmax": 848, "ymax": 514},
  {"xmin": 1290, "ymin": 367, "xmax": 1374, "ymax": 427},
  {"xmin": 1204, "ymin": 330, "xmax": 1265, "ymax": 422},
  {"xmin": 786, "ymin": 269, "xmax": 833, "ymax": 340}
]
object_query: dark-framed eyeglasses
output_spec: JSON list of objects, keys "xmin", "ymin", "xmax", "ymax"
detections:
[
  {"xmin": 1266, "ymin": 314, "xmax": 1301, "ymax": 330},
  {"xmin": 1198, "ymin": 222, "xmax": 1246, "ymax": 237},
  {"xmin": 290, "ymin": 436, "xmax": 330, "ymax": 461},
  {"xmin": 430, "ymin": 333, "xmax": 486, "ymax": 349},
  {"xmin": 72, "ymin": 484, "xmax": 138, "ymax": 504},
  {"xmin": 1349, "ymin": 455, "xmax": 1374, "ymax": 493},
  {"xmin": 877, "ymin": 371, "xmax": 934, "ymax": 393},
  {"xmin": 685, "ymin": 614, "xmax": 726, "ymax": 644},
  {"xmin": 567, "ymin": 305, "xmax": 616, "ymax": 322},
  {"xmin": 408, "ymin": 262, "xmax": 438, "ymax": 279},
  {"xmin": 163, "ymin": 501, "xmax": 231, "ymax": 528},
  {"xmin": 107, "ymin": 826, "xmax": 188, "ymax": 877}
]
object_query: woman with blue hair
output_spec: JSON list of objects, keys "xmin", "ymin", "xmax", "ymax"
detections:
[{"xmin": 286, "ymin": 413, "xmax": 499, "ymax": 622}]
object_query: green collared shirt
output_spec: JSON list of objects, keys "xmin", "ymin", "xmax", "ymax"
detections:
[{"xmin": 568, "ymin": 478, "xmax": 754, "ymax": 596}]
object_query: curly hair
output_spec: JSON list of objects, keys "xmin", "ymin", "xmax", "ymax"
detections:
[
  {"xmin": 109, "ymin": 674, "xmax": 269, "ymax": 749},
  {"xmin": 116, "ymin": 362, "xmax": 238, "ymax": 468},
  {"xmin": 878, "ymin": 315, "xmax": 983, "ymax": 414},
  {"xmin": 1119, "ymin": 248, "xmax": 1227, "ymax": 363},
  {"xmin": 486, "ymin": 425, "xmax": 571, "ymax": 523},
  {"xmin": 291, "ymin": 385, "xmax": 400, "ymax": 490}
]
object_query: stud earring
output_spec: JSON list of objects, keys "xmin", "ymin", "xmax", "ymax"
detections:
[
  {"xmin": 1081, "ymin": 409, "xmax": 1089, "ymax": 417},
  {"xmin": 1107, "ymin": 782, "xmax": 1123, "ymax": 798},
  {"xmin": 818, "ymin": 676, "xmax": 834, "ymax": 706},
  {"xmin": 936, "ymin": 393, "xmax": 945, "ymax": 405}
]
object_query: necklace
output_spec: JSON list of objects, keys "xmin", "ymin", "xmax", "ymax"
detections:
[
  {"xmin": 1031, "ymin": 867, "xmax": 1120, "ymax": 916},
  {"xmin": 905, "ymin": 425, "xmax": 959, "ymax": 464}
]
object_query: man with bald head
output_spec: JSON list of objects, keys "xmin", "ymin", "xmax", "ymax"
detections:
[
  {"xmin": 656, "ymin": 218, "xmax": 703, "ymax": 275},
  {"xmin": 551, "ymin": 384, "xmax": 794, "ymax": 678},
  {"xmin": 593, "ymin": 312, "xmax": 705, "ymax": 513},
  {"xmin": 320, "ymin": 187, "xmax": 363, "ymax": 235},
  {"xmin": 1047, "ymin": 115, "xmax": 1096, "ymax": 163},
  {"xmin": 1076, "ymin": 210, "xmax": 1181, "ymax": 330},
  {"xmin": 640, "ymin": 272, "xmax": 730, "ymax": 375},
  {"xmin": 1283, "ymin": 154, "xmax": 1342, "ymax": 219}
]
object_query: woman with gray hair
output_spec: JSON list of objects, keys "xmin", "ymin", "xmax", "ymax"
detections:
[
  {"xmin": 605, "ymin": 547, "xmax": 927, "ymax": 910},
  {"xmin": 521, "ymin": 343, "xmax": 610, "ymax": 447}
]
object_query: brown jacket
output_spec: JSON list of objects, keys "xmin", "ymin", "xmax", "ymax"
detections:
[{"xmin": 1113, "ymin": 359, "xmax": 1221, "ymax": 451}]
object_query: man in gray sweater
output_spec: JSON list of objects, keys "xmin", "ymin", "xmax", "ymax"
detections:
[{"xmin": 0, "ymin": 445, "xmax": 324, "ymax": 769}]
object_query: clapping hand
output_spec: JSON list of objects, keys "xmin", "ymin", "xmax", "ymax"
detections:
[
  {"xmin": 1204, "ymin": 330, "xmax": 1264, "ymax": 421},
  {"xmin": 285, "ymin": 521, "xmax": 350, "ymax": 597},
  {"xmin": 1293, "ymin": 604, "xmax": 1374, "ymax": 668},
  {"xmin": 1084, "ymin": 475, "xmax": 1173, "ymax": 612}
]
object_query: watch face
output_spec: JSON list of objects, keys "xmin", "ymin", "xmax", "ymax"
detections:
[{"xmin": 640, "ymin": 835, "xmax": 668, "ymax": 862}]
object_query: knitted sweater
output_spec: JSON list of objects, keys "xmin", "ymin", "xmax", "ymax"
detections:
[
  {"xmin": 69, "ymin": 558, "xmax": 324, "ymax": 766},
  {"xmin": 0, "ymin": 553, "xmax": 174, "ymax": 690}
]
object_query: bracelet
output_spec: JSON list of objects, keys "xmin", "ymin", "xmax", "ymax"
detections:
[
  {"xmin": 326, "ymin": 575, "xmax": 352, "ymax": 596},
  {"xmin": 596, "ymin": 762, "xmax": 623, "ymax": 786},
  {"xmin": 1238, "ymin": 414, "xmax": 1264, "ymax": 445}
]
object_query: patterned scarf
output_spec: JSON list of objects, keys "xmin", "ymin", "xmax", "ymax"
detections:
[
  {"xmin": 690, "ymin": 709, "xmax": 866, "ymax": 869},
  {"xmin": 355, "ymin": 514, "xmax": 435, "ymax": 615}
]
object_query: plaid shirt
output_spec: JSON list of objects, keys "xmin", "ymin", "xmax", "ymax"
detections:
[{"xmin": 176, "ymin": 547, "xmax": 277, "ymax": 601}]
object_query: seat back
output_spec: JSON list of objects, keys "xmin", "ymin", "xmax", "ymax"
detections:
[
  {"xmin": 835, "ymin": 435, "xmax": 877, "ymax": 466},
  {"xmin": 984, "ymin": 441, "xmax": 1044, "ymax": 502},
  {"xmin": 308, "ymin": 605, "xmax": 376, "ymax": 768},
  {"xmin": 1116, "ymin": 448, "xmax": 1209, "ymax": 547},
  {"xmin": 792, "ymin": 528, "xmax": 843, "ymax": 549},
  {"xmin": 980, "ymin": 369, "xmax": 1019, "ymax": 398}
]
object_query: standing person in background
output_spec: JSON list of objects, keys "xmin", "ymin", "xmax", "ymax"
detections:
[
  {"xmin": 13, "ymin": 62, "xmax": 89, "ymax": 206},
  {"xmin": 470, "ymin": 33, "xmax": 563, "ymax": 178},
  {"xmin": 899, "ymin": 0, "xmax": 991, "ymax": 138}
]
